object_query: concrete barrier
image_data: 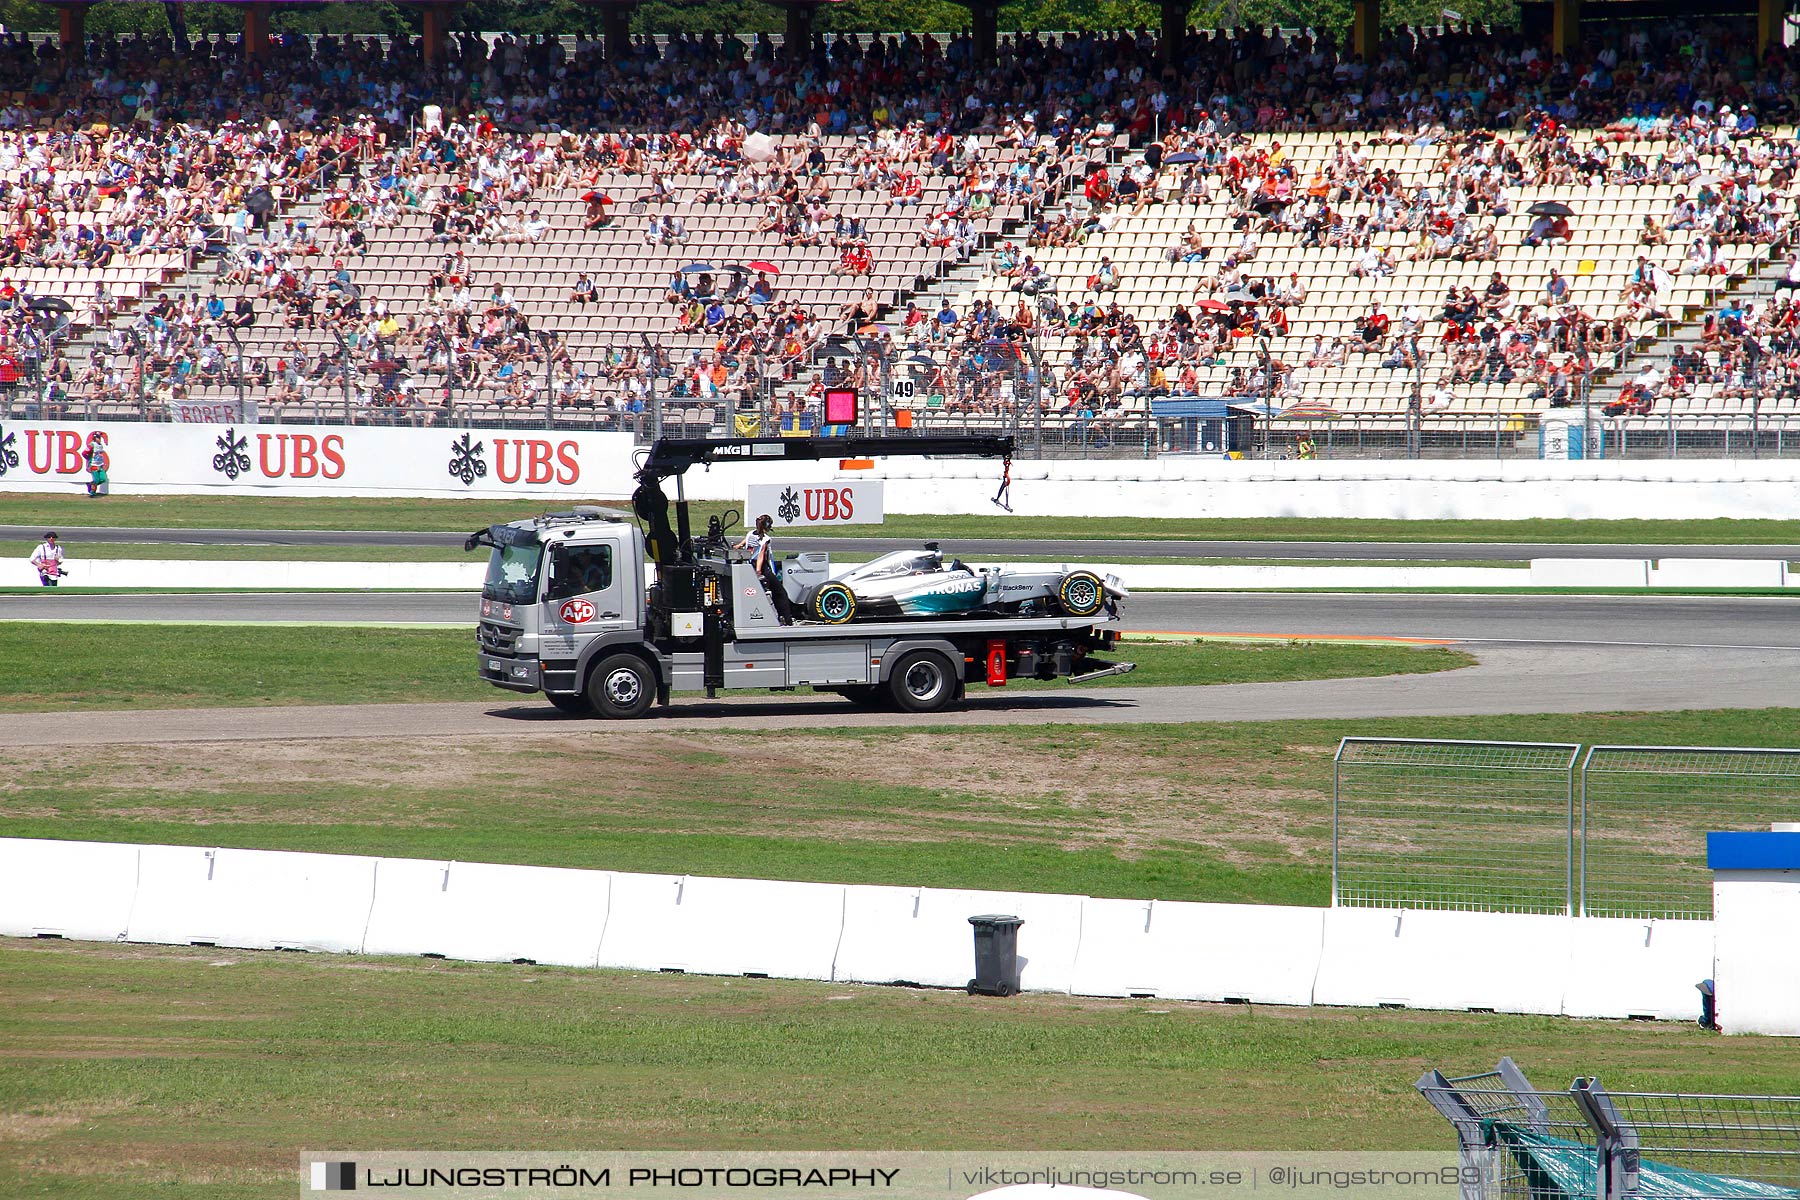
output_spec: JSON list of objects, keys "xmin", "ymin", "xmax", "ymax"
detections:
[
  {"xmin": 1650, "ymin": 559, "xmax": 1788, "ymax": 588},
  {"xmin": 0, "ymin": 837, "xmax": 1722, "ymax": 1021},
  {"xmin": 0, "ymin": 559, "xmax": 484, "ymax": 591},
  {"xmin": 1561, "ymin": 917, "xmax": 1713, "ymax": 1021},
  {"xmin": 1529, "ymin": 559, "xmax": 1652, "ymax": 588},
  {"xmin": 687, "ymin": 457, "xmax": 1800, "ymax": 522},
  {"xmin": 597, "ymin": 874, "xmax": 846, "ymax": 979},
  {"xmin": 125, "ymin": 845, "xmax": 377, "ymax": 953},
  {"xmin": 1069, "ymin": 898, "xmax": 1325, "ymax": 1005},
  {"xmin": 0, "ymin": 837, "xmax": 140, "ymax": 942},
  {"xmin": 361, "ymin": 859, "xmax": 611, "ymax": 967},
  {"xmin": 1313, "ymin": 907, "xmax": 1572, "ymax": 1015},
  {"xmin": 833, "ymin": 885, "xmax": 1086, "ymax": 992}
]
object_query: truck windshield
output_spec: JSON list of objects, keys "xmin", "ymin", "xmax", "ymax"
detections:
[{"xmin": 483, "ymin": 541, "xmax": 542, "ymax": 605}]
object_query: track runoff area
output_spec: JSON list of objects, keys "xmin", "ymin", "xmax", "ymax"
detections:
[{"xmin": 5, "ymin": 497, "xmax": 1800, "ymax": 1198}]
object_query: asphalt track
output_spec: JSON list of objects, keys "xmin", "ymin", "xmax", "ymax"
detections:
[
  {"xmin": 2, "ymin": 589, "xmax": 1795, "ymax": 746},
  {"xmin": 6, "ymin": 524, "xmax": 1800, "ymax": 562},
  {"xmin": 4, "ymin": 590, "xmax": 1796, "ymax": 650}
]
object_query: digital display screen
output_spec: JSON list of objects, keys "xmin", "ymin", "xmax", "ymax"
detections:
[{"xmin": 824, "ymin": 388, "xmax": 858, "ymax": 425}]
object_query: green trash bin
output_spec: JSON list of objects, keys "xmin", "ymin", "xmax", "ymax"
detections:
[{"xmin": 967, "ymin": 914, "xmax": 1025, "ymax": 996}]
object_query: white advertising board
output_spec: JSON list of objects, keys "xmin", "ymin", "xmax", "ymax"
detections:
[
  {"xmin": 0, "ymin": 420, "xmax": 638, "ymax": 498},
  {"xmin": 745, "ymin": 480, "xmax": 884, "ymax": 528}
]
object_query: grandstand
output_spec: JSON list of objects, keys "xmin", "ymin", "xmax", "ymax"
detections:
[{"xmin": 0, "ymin": 17, "xmax": 1796, "ymax": 455}]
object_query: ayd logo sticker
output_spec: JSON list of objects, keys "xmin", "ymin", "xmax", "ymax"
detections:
[{"xmin": 559, "ymin": 599, "xmax": 596, "ymax": 624}]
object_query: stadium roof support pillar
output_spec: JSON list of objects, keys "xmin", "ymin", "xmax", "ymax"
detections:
[
  {"xmin": 52, "ymin": 2, "xmax": 86, "ymax": 63},
  {"xmin": 784, "ymin": 2, "xmax": 814, "ymax": 65},
  {"xmin": 1159, "ymin": 0, "xmax": 1188, "ymax": 66},
  {"xmin": 415, "ymin": 2, "xmax": 459, "ymax": 65},
  {"xmin": 600, "ymin": 2, "xmax": 635, "ymax": 62},
  {"xmin": 1551, "ymin": 0, "xmax": 1582, "ymax": 56},
  {"xmin": 1351, "ymin": 0, "xmax": 1379, "ymax": 61},
  {"xmin": 1758, "ymin": 0, "xmax": 1784, "ymax": 55},
  {"xmin": 241, "ymin": 2, "xmax": 271, "ymax": 60},
  {"xmin": 961, "ymin": 0, "xmax": 1000, "ymax": 67}
]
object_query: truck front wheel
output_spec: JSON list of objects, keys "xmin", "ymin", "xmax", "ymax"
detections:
[
  {"xmin": 887, "ymin": 650, "xmax": 958, "ymax": 714},
  {"xmin": 587, "ymin": 654, "xmax": 656, "ymax": 719}
]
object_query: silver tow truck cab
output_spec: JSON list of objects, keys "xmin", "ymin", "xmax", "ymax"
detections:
[{"xmin": 476, "ymin": 509, "xmax": 647, "ymax": 699}]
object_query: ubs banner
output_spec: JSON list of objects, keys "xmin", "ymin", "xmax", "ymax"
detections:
[
  {"xmin": 0, "ymin": 421, "xmax": 640, "ymax": 499},
  {"xmin": 747, "ymin": 480, "xmax": 885, "ymax": 528}
]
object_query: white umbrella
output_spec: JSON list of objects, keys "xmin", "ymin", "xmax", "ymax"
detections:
[{"xmin": 743, "ymin": 131, "xmax": 775, "ymax": 162}]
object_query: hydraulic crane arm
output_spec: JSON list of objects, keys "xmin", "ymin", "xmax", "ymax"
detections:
[{"xmin": 632, "ymin": 435, "xmax": 1015, "ymax": 564}]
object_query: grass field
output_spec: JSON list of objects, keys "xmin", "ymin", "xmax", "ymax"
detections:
[
  {"xmin": 7, "ymin": 492, "xmax": 1800, "ymax": 543},
  {"xmin": 0, "ymin": 624, "xmax": 1469, "ymax": 714},
  {"xmin": 4, "ymin": 939, "xmax": 1793, "ymax": 1200},
  {"xmin": 3, "ymin": 707, "xmax": 1789, "ymax": 909}
]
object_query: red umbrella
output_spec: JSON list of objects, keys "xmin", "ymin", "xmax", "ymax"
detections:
[
  {"xmin": 582, "ymin": 190, "xmax": 612, "ymax": 204},
  {"xmin": 745, "ymin": 261, "xmax": 780, "ymax": 275},
  {"xmin": 1193, "ymin": 298, "xmax": 1230, "ymax": 312}
]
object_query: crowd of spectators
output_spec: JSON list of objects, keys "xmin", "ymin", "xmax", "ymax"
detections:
[{"xmin": 0, "ymin": 13, "xmax": 1797, "ymax": 423}]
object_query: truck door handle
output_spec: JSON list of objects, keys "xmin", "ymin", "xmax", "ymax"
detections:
[{"xmin": 599, "ymin": 612, "xmax": 621, "ymax": 619}]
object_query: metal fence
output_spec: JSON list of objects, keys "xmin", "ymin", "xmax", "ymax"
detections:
[
  {"xmin": 1331, "ymin": 739, "xmax": 1581, "ymax": 916},
  {"xmin": 1419, "ymin": 1059, "xmax": 1800, "ymax": 1200},
  {"xmin": 1580, "ymin": 746, "xmax": 1800, "ymax": 922},
  {"xmin": 1332, "ymin": 740, "xmax": 1800, "ymax": 919}
]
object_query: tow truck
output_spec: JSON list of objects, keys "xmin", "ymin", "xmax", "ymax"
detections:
[{"xmin": 467, "ymin": 435, "xmax": 1135, "ymax": 718}]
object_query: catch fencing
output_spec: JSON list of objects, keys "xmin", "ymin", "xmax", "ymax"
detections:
[
  {"xmin": 1332, "ymin": 739, "xmax": 1579, "ymax": 915},
  {"xmin": 1419, "ymin": 1059, "xmax": 1800, "ymax": 1200},
  {"xmin": 1332, "ymin": 739, "xmax": 1800, "ymax": 919}
]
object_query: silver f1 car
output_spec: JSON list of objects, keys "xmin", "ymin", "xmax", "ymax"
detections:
[{"xmin": 794, "ymin": 543, "xmax": 1126, "ymax": 624}]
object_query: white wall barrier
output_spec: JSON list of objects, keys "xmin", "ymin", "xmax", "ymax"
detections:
[
  {"xmin": 1650, "ymin": 558, "xmax": 1789, "ymax": 588},
  {"xmin": 0, "ymin": 558, "xmax": 486, "ymax": 591},
  {"xmin": 7, "ymin": 420, "xmax": 1800, "ymax": 518},
  {"xmin": 0, "ymin": 837, "xmax": 140, "ymax": 941},
  {"xmin": 0, "ymin": 421, "xmax": 638, "ymax": 499},
  {"xmin": 1067, "ymin": 899, "xmax": 1324, "ymax": 1005},
  {"xmin": 1561, "ymin": 918, "xmax": 1715, "ymax": 1021},
  {"xmin": 1313, "ymin": 908, "xmax": 1574, "ymax": 1015},
  {"xmin": 124, "ymin": 844, "xmax": 377, "ymax": 953},
  {"xmin": 0, "ymin": 838, "xmax": 1712, "ymax": 1022},
  {"xmin": 1529, "ymin": 559, "xmax": 1653, "ymax": 588},
  {"xmin": 361, "ymin": 859, "xmax": 612, "ymax": 968},
  {"xmin": 597, "ymin": 873, "xmax": 846, "ymax": 980},
  {"xmin": 833, "ymin": 885, "xmax": 1086, "ymax": 992},
  {"xmin": 684, "ymin": 456, "xmax": 1800, "ymax": 522}
]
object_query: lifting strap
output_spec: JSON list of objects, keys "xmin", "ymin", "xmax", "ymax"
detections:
[{"xmin": 991, "ymin": 453, "xmax": 1013, "ymax": 513}]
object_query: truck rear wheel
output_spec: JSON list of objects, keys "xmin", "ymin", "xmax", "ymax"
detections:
[
  {"xmin": 887, "ymin": 650, "xmax": 958, "ymax": 714},
  {"xmin": 546, "ymin": 692, "xmax": 594, "ymax": 716},
  {"xmin": 1057, "ymin": 570, "xmax": 1105, "ymax": 616},
  {"xmin": 587, "ymin": 653, "xmax": 656, "ymax": 719}
]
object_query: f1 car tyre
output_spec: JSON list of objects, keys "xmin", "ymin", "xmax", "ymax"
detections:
[
  {"xmin": 546, "ymin": 692, "xmax": 594, "ymax": 716},
  {"xmin": 887, "ymin": 649, "xmax": 957, "ymax": 713},
  {"xmin": 587, "ymin": 653, "xmax": 656, "ymax": 719},
  {"xmin": 810, "ymin": 581, "xmax": 857, "ymax": 624},
  {"xmin": 1057, "ymin": 570, "xmax": 1105, "ymax": 617}
]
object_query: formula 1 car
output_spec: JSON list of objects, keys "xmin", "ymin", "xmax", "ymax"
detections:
[{"xmin": 794, "ymin": 543, "xmax": 1126, "ymax": 624}]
